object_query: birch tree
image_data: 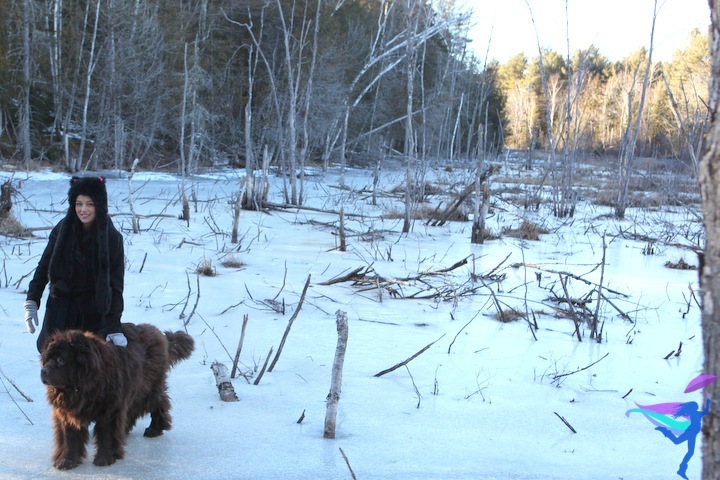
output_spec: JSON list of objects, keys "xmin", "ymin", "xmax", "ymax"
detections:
[
  {"xmin": 615, "ymin": 0, "xmax": 658, "ymax": 218},
  {"xmin": 701, "ymin": 4, "xmax": 720, "ymax": 478}
]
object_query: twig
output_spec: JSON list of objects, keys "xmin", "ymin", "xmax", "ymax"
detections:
[
  {"xmin": 0, "ymin": 365, "xmax": 33, "ymax": 402},
  {"xmin": 554, "ymin": 412, "xmax": 577, "ymax": 433},
  {"xmin": 448, "ymin": 314, "xmax": 476, "ymax": 354},
  {"xmin": 405, "ymin": 365, "xmax": 422, "ymax": 409},
  {"xmin": 374, "ymin": 334, "xmax": 446, "ymax": 377},
  {"xmin": 184, "ymin": 273, "xmax": 201, "ymax": 326},
  {"xmin": 339, "ymin": 448, "xmax": 357, "ymax": 480},
  {"xmin": 552, "ymin": 352, "xmax": 609, "ymax": 382},
  {"xmin": 268, "ymin": 274, "xmax": 312, "ymax": 372},
  {"xmin": 0, "ymin": 376, "xmax": 33, "ymax": 424}
]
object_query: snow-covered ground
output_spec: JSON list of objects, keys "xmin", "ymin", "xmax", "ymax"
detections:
[{"xmin": 0, "ymin": 163, "xmax": 705, "ymax": 479}]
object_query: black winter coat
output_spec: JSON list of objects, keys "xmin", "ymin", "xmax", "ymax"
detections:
[{"xmin": 27, "ymin": 218, "xmax": 124, "ymax": 352}]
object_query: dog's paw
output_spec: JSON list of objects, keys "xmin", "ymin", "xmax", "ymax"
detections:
[
  {"xmin": 143, "ymin": 426, "xmax": 164, "ymax": 437},
  {"xmin": 93, "ymin": 451, "xmax": 116, "ymax": 467},
  {"xmin": 54, "ymin": 457, "xmax": 81, "ymax": 470}
]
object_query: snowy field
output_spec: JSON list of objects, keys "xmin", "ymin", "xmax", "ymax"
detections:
[{"xmin": 0, "ymin": 160, "xmax": 705, "ymax": 479}]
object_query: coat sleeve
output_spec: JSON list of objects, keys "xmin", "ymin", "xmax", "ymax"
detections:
[
  {"xmin": 26, "ymin": 223, "xmax": 61, "ymax": 308},
  {"xmin": 104, "ymin": 229, "xmax": 125, "ymax": 334}
]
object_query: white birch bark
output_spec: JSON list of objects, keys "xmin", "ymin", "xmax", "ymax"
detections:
[{"xmin": 324, "ymin": 310, "xmax": 348, "ymax": 439}]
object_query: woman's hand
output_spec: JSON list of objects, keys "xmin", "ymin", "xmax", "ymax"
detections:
[{"xmin": 23, "ymin": 300, "xmax": 39, "ymax": 333}]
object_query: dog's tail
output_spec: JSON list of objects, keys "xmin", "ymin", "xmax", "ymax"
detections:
[{"xmin": 165, "ymin": 330, "xmax": 195, "ymax": 366}]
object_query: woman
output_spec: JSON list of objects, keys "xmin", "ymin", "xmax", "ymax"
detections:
[{"xmin": 24, "ymin": 176, "xmax": 126, "ymax": 352}]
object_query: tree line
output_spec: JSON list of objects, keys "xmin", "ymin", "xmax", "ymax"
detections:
[{"xmin": 0, "ymin": 1, "xmax": 709, "ymax": 198}]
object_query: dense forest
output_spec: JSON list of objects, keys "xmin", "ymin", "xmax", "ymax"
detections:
[{"xmin": 0, "ymin": 1, "xmax": 710, "ymax": 184}]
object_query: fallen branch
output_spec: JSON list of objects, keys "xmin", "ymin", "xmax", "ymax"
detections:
[
  {"xmin": 211, "ymin": 362, "xmax": 239, "ymax": 402},
  {"xmin": 552, "ymin": 352, "xmax": 609, "ymax": 383},
  {"xmin": 0, "ymin": 365, "xmax": 33, "ymax": 402},
  {"xmin": 554, "ymin": 412, "xmax": 577, "ymax": 433},
  {"xmin": 513, "ymin": 262, "xmax": 630, "ymax": 298},
  {"xmin": 339, "ymin": 448, "xmax": 357, "ymax": 480},
  {"xmin": 374, "ymin": 334, "xmax": 446, "ymax": 377}
]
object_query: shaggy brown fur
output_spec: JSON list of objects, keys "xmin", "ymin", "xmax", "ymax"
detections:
[{"xmin": 40, "ymin": 322, "xmax": 194, "ymax": 470}]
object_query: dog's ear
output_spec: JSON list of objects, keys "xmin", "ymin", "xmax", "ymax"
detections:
[{"xmin": 72, "ymin": 333, "xmax": 102, "ymax": 374}]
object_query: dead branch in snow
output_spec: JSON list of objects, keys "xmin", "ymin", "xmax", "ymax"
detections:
[
  {"xmin": 427, "ymin": 167, "xmax": 496, "ymax": 227},
  {"xmin": 339, "ymin": 448, "xmax": 357, "ymax": 480},
  {"xmin": 254, "ymin": 346, "xmax": 274, "ymax": 385},
  {"xmin": 552, "ymin": 352, "xmax": 609, "ymax": 385},
  {"xmin": 231, "ymin": 314, "xmax": 249, "ymax": 380},
  {"xmin": 319, "ymin": 257, "xmax": 480, "ymax": 301},
  {"xmin": 374, "ymin": 334, "xmax": 445, "ymax": 377},
  {"xmin": 0, "ymin": 365, "xmax": 32, "ymax": 402},
  {"xmin": 559, "ymin": 274, "xmax": 583, "ymax": 342},
  {"xmin": 211, "ymin": 362, "xmax": 239, "ymax": 402},
  {"xmin": 512, "ymin": 262, "xmax": 630, "ymax": 298},
  {"xmin": 268, "ymin": 274, "xmax": 312, "ymax": 372},
  {"xmin": 554, "ymin": 412, "xmax": 577, "ymax": 433}
]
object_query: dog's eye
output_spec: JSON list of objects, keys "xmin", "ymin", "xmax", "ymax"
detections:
[{"xmin": 56, "ymin": 358, "xmax": 65, "ymax": 366}]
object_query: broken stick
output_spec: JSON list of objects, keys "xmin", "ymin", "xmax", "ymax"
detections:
[{"xmin": 374, "ymin": 334, "xmax": 445, "ymax": 377}]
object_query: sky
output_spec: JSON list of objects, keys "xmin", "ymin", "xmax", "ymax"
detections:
[
  {"xmin": 466, "ymin": 0, "xmax": 711, "ymax": 63},
  {"xmin": 0, "ymin": 164, "xmax": 707, "ymax": 479}
]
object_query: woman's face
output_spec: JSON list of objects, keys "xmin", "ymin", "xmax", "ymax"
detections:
[{"xmin": 74, "ymin": 195, "xmax": 96, "ymax": 229}]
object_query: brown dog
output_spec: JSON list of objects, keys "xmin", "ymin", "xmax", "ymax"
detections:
[{"xmin": 40, "ymin": 322, "xmax": 194, "ymax": 470}]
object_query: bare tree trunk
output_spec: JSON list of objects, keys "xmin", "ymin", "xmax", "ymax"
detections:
[
  {"xmin": 402, "ymin": 0, "xmax": 419, "ymax": 234},
  {"xmin": 19, "ymin": 0, "xmax": 32, "ymax": 165},
  {"xmin": 701, "ymin": 4, "xmax": 720, "ymax": 478},
  {"xmin": 324, "ymin": 310, "xmax": 348, "ymax": 439},
  {"xmin": 127, "ymin": 159, "xmax": 140, "ymax": 234},
  {"xmin": 615, "ymin": 0, "xmax": 658, "ymax": 218},
  {"xmin": 49, "ymin": 0, "xmax": 63, "ymax": 139},
  {"xmin": 76, "ymin": 0, "xmax": 102, "ymax": 173}
]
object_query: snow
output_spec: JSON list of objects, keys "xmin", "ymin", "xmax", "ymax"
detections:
[{"xmin": 0, "ymin": 163, "xmax": 705, "ymax": 479}]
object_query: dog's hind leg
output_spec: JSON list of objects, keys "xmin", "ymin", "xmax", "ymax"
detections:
[{"xmin": 143, "ymin": 384, "xmax": 172, "ymax": 437}]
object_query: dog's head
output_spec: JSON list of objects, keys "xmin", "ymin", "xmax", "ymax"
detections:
[{"xmin": 40, "ymin": 330, "xmax": 102, "ymax": 390}]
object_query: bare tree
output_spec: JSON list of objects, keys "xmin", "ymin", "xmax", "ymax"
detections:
[
  {"xmin": 615, "ymin": 0, "xmax": 659, "ymax": 218},
  {"xmin": 701, "ymin": 4, "xmax": 720, "ymax": 479},
  {"xmin": 18, "ymin": 0, "xmax": 32, "ymax": 165}
]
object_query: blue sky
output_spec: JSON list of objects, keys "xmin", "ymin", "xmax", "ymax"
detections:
[{"xmin": 466, "ymin": 0, "xmax": 710, "ymax": 62}]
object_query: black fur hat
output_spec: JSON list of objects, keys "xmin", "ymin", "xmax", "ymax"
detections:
[{"xmin": 68, "ymin": 176, "xmax": 108, "ymax": 216}]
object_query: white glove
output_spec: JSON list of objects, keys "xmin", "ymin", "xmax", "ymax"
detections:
[
  {"xmin": 106, "ymin": 333, "xmax": 128, "ymax": 347},
  {"xmin": 24, "ymin": 300, "xmax": 39, "ymax": 334}
]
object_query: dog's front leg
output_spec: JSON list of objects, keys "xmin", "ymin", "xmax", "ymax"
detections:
[{"xmin": 52, "ymin": 411, "xmax": 88, "ymax": 470}]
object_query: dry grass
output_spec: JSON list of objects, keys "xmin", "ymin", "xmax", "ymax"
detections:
[
  {"xmin": 196, "ymin": 259, "xmax": 217, "ymax": 276},
  {"xmin": 220, "ymin": 255, "xmax": 245, "ymax": 269},
  {"xmin": 0, "ymin": 214, "xmax": 33, "ymax": 238},
  {"xmin": 664, "ymin": 258, "xmax": 697, "ymax": 270},
  {"xmin": 493, "ymin": 307, "xmax": 524, "ymax": 323},
  {"xmin": 502, "ymin": 220, "xmax": 549, "ymax": 240}
]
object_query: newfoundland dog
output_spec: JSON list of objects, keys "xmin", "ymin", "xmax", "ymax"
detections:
[{"xmin": 40, "ymin": 322, "xmax": 194, "ymax": 470}]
